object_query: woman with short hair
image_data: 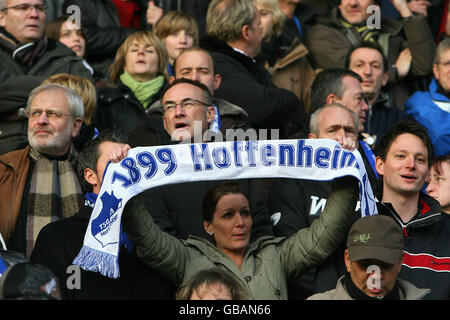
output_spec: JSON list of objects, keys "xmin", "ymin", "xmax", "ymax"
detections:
[{"xmin": 96, "ymin": 30, "xmax": 169, "ymax": 134}]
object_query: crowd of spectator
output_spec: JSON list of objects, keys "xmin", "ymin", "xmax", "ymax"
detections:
[{"xmin": 0, "ymin": 0, "xmax": 449, "ymax": 301}]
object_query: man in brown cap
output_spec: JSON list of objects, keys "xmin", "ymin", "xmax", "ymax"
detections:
[{"xmin": 307, "ymin": 215, "xmax": 430, "ymax": 300}]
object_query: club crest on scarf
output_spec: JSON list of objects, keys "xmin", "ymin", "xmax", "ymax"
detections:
[{"xmin": 91, "ymin": 191, "xmax": 122, "ymax": 247}]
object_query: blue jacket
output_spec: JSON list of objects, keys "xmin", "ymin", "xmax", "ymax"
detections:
[{"xmin": 405, "ymin": 79, "xmax": 450, "ymax": 156}]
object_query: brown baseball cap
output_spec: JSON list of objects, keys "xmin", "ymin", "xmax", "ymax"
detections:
[{"xmin": 346, "ymin": 215, "xmax": 404, "ymax": 264}]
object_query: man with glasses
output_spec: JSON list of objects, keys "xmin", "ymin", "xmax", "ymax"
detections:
[
  {"xmin": 405, "ymin": 37, "xmax": 450, "ymax": 157},
  {"xmin": 0, "ymin": 0, "xmax": 93, "ymax": 155},
  {"xmin": 128, "ymin": 47, "xmax": 251, "ymax": 148},
  {"xmin": 161, "ymin": 78, "xmax": 215, "ymax": 142},
  {"xmin": 0, "ymin": 83, "xmax": 128, "ymax": 259},
  {"xmin": 135, "ymin": 79, "xmax": 273, "ymax": 275}
]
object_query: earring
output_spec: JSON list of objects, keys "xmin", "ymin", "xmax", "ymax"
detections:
[{"xmin": 207, "ymin": 231, "xmax": 213, "ymax": 236}]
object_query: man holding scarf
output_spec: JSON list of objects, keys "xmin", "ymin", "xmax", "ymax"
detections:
[
  {"xmin": 30, "ymin": 129, "xmax": 175, "ymax": 299},
  {"xmin": 0, "ymin": 0, "xmax": 92, "ymax": 155}
]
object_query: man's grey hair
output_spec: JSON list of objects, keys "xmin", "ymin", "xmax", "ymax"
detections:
[
  {"xmin": 206, "ymin": 0, "xmax": 256, "ymax": 43},
  {"xmin": 27, "ymin": 83, "xmax": 85, "ymax": 119},
  {"xmin": 434, "ymin": 37, "xmax": 450, "ymax": 65},
  {"xmin": 309, "ymin": 103, "xmax": 359, "ymax": 136}
]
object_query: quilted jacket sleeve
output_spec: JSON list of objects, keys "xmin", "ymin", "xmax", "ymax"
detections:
[{"xmin": 279, "ymin": 176, "xmax": 359, "ymax": 280}]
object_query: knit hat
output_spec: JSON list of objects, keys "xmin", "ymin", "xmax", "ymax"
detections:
[{"xmin": 346, "ymin": 215, "xmax": 403, "ymax": 264}]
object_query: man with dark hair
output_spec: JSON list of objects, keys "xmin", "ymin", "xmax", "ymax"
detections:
[
  {"xmin": 308, "ymin": 68, "xmax": 379, "ymax": 188},
  {"xmin": 30, "ymin": 129, "xmax": 176, "ymax": 300},
  {"xmin": 200, "ymin": 0, "xmax": 308, "ymax": 138},
  {"xmin": 346, "ymin": 41, "xmax": 409, "ymax": 148},
  {"xmin": 0, "ymin": 0, "xmax": 93, "ymax": 155},
  {"xmin": 374, "ymin": 120, "xmax": 450, "ymax": 300},
  {"xmin": 310, "ymin": 68, "xmax": 367, "ymax": 124},
  {"xmin": 304, "ymin": 0, "xmax": 435, "ymax": 110},
  {"xmin": 308, "ymin": 215, "xmax": 430, "ymax": 300}
]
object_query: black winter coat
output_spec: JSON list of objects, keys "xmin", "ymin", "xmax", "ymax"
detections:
[
  {"xmin": 96, "ymin": 79, "xmax": 167, "ymax": 134},
  {"xmin": 30, "ymin": 202, "xmax": 175, "ymax": 300},
  {"xmin": 200, "ymin": 36, "xmax": 308, "ymax": 138}
]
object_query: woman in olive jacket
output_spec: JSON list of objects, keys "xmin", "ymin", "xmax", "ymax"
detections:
[{"xmin": 122, "ymin": 175, "xmax": 359, "ymax": 300}]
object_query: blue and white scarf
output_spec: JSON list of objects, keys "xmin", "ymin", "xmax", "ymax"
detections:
[{"xmin": 74, "ymin": 139, "xmax": 377, "ymax": 278}]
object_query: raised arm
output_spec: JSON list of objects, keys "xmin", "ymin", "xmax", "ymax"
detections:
[
  {"xmin": 121, "ymin": 194, "xmax": 189, "ymax": 285},
  {"xmin": 280, "ymin": 176, "xmax": 359, "ymax": 280}
]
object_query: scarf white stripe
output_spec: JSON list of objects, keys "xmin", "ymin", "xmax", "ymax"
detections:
[{"xmin": 74, "ymin": 139, "xmax": 377, "ymax": 278}]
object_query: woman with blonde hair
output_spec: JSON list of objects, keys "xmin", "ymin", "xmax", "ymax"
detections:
[
  {"xmin": 96, "ymin": 30, "xmax": 169, "ymax": 134},
  {"xmin": 154, "ymin": 11, "xmax": 199, "ymax": 75},
  {"xmin": 42, "ymin": 73, "xmax": 99, "ymax": 152}
]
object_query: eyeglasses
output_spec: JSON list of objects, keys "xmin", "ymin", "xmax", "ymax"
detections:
[
  {"xmin": 1, "ymin": 3, "xmax": 48, "ymax": 13},
  {"xmin": 162, "ymin": 98, "xmax": 211, "ymax": 114},
  {"xmin": 27, "ymin": 109, "xmax": 73, "ymax": 121}
]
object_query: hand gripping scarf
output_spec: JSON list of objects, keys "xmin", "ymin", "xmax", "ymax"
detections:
[{"xmin": 74, "ymin": 139, "xmax": 378, "ymax": 278}]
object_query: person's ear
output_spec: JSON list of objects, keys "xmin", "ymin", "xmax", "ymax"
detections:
[
  {"xmin": 204, "ymin": 221, "xmax": 213, "ymax": 235},
  {"xmin": 206, "ymin": 106, "xmax": 215, "ymax": 124},
  {"xmin": 381, "ymin": 71, "xmax": 389, "ymax": 86},
  {"xmin": 214, "ymin": 73, "xmax": 222, "ymax": 91},
  {"xmin": 308, "ymin": 133, "xmax": 318, "ymax": 139},
  {"xmin": 169, "ymin": 75, "xmax": 175, "ymax": 84},
  {"xmin": 344, "ymin": 249, "xmax": 351, "ymax": 273},
  {"xmin": 84, "ymin": 168, "xmax": 99, "ymax": 187},
  {"xmin": 241, "ymin": 24, "xmax": 250, "ymax": 42},
  {"xmin": 0, "ymin": 10, "xmax": 6, "ymax": 28},
  {"xmin": 433, "ymin": 63, "xmax": 440, "ymax": 81},
  {"xmin": 71, "ymin": 118, "xmax": 83, "ymax": 138},
  {"xmin": 375, "ymin": 156, "xmax": 384, "ymax": 176},
  {"xmin": 326, "ymin": 93, "xmax": 338, "ymax": 105}
]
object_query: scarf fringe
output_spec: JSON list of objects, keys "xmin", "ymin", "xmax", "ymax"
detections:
[{"xmin": 73, "ymin": 245, "xmax": 120, "ymax": 279}]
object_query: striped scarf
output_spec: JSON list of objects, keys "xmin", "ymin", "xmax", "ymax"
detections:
[
  {"xmin": 339, "ymin": 19, "xmax": 379, "ymax": 43},
  {"xmin": 0, "ymin": 27, "xmax": 48, "ymax": 69},
  {"xmin": 26, "ymin": 145, "xmax": 83, "ymax": 257}
]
